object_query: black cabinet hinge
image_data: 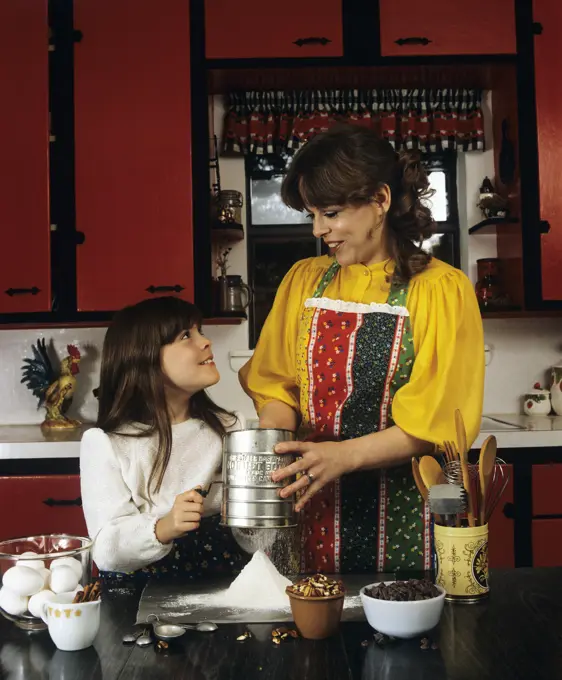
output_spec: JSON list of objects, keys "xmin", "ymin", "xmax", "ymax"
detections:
[
  {"xmin": 540, "ymin": 220, "xmax": 550, "ymax": 234},
  {"xmin": 42, "ymin": 497, "xmax": 82, "ymax": 507},
  {"xmin": 395, "ymin": 37, "xmax": 432, "ymax": 46},
  {"xmin": 533, "ymin": 22, "xmax": 543, "ymax": 35},
  {"xmin": 4, "ymin": 287, "xmax": 41, "ymax": 297},
  {"xmin": 73, "ymin": 30, "xmax": 83, "ymax": 43},
  {"xmin": 292, "ymin": 37, "xmax": 331, "ymax": 47},
  {"xmin": 146, "ymin": 285, "xmax": 185, "ymax": 294}
]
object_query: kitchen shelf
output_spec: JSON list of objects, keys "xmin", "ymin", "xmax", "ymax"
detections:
[
  {"xmin": 469, "ymin": 217, "xmax": 518, "ymax": 235},
  {"xmin": 211, "ymin": 225, "xmax": 244, "ymax": 243}
]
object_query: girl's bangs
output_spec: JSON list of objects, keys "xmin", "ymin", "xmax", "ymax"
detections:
[{"xmin": 160, "ymin": 302, "xmax": 203, "ymax": 345}]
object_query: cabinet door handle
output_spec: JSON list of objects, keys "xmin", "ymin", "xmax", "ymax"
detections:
[
  {"xmin": 145, "ymin": 285, "xmax": 185, "ymax": 294},
  {"xmin": 502, "ymin": 502, "xmax": 515, "ymax": 519},
  {"xmin": 539, "ymin": 220, "xmax": 550, "ymax": 234},
  {"xmin": 293, "ymin": 36, "xmax": 332, "ymax": 47},
  {"xmin": 4, "ymin": 287, "xmax": 41, "ymax": 297},
  {"xmin": 42, "ymin": 497, "xmax": 83, "ymax": 507},
  {"xmin": 394, "ymin": 36, "xmax": 432, "ymax": 46}
]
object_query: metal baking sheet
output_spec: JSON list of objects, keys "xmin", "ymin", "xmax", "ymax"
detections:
[{"xmin": 135, "ymin": 574, "xmax": 389, "ymax": 625}]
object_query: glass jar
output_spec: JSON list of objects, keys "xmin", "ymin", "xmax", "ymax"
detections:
[{"xmin": 218, "ymin": 190, "xmax": 243, "ymax": 225}]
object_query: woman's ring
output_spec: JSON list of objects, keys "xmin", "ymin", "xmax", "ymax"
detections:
[{"xmin": 305, "ymin": 471, "xmax": 315, "ymax": 484}]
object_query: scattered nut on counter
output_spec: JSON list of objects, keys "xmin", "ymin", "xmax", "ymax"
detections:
[
  {"xmin": 236, "ymin": 631, "xmax": 252, "ymax": 642},
  {"xmin": 271, "ymin": 626, "xmax": 298, "ymax": 644},
  {"xmin": 287, "ymin": 574, "xmax": 345, "ymax": 597}
]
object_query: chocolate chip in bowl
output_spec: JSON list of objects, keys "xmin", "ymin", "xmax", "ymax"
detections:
[
  {"xmin": 286, "ymin": 574, "xmax": 345, "ymax": 640},
  {"xmin": 359, "ymin": 579, "xmax": 445, "ymax": 639}
]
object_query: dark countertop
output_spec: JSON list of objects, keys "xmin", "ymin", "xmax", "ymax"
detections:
[{"xmin": 2, "ymin": 568, "xmax": 562, "ymax": 680}]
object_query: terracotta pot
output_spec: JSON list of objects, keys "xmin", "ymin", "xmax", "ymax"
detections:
[{"xmin": 286, "ymin": 587, "xmax": 344, "ymax": 639}]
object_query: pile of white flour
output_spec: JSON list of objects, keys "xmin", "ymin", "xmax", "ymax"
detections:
[{"xmin": 215, "ymin": 550, "xmax": 292, "ymax": 610}]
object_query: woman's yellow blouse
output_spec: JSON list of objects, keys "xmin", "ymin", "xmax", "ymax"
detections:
[{"xmin": 239, "ymin": 256, "xmax": 485, "ymax": 448}]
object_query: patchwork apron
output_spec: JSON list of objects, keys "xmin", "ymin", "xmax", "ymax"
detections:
[{"xmin": 297, "ymin": 260, "xmax": 432, "ymax": 574}]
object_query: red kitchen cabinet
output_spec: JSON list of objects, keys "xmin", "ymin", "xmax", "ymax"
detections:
[
  {"xmin": 0, "ymin": 1, "xmax": 51, "ymax": 314},
  {"xmin": 0, "ymin": 476, "xmax": 87, "ymax": 542},
  {"xmin": 379, "ymin": 0, "xmax": 515, "ymax": 57},
  {"xmin": 73, "ymin": 0, "xmax": 194, "ymax": 312},
  {"xmin": 533, "ymin": 520, "xmax": 562, "ymax": 567},
  {"xmin": 534, "ymin": 0, "xmax": 562, "ymax": 300},
  {"xmin": 532, "ymin": 464, "xmax": 562, "ymax": 516},
  {"xmin": 205, "ymin": 0, "xmax": 343, "ymax": 59},
  {"xmin": 487, "ymin": 464, "xmax": 514, "ymax": 569}
]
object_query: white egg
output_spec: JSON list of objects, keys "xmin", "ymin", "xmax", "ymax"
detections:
[
  {"xmin": 38, "ymin": 567, "xmax": 51, "ymax": 589},
  {"xmin": 0, "ymin": 586, "xmax": 29, "ymax": 616},
  {"xmin": 49, "ymin": 565, "xmax": 79, "ymax": 594},
  {"xmin": 16, "ymin": 551, "xmax": 45, "ymax": 571},
  {"xmin": 28, "ymin": 589, "xmax": 55, "ymax": 619},
  {"xmin": 49, "ymin": 557, "xmax": 83, "ymax": 579},
  {"xmin": 2, "ymin": 566, "xmax": 44, "ymax": 597}
]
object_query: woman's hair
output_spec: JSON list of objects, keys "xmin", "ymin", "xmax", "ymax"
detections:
[
  {"xmin": 281, "ymin": 124, "xmax": 435, "ymax": 281},
  {"xmin": 96, "ymin": 296, "xmax": 235, "ymax": 496}
]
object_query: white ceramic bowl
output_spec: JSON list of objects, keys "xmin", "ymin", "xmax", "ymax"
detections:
[{"xmin": 359, "ymin": 581, "xmax": 446, "ymax": 638}]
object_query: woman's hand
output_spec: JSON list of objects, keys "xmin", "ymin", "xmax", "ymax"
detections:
[
  {"xmin": 155, "ymin": 488, "xmax": 204, "ymax": 544},
  {"xmin": 271, "ymin": 440, "xmax": 356, "ymax": 512}
]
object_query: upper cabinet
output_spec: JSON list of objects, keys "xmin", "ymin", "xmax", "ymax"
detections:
[
  {"xmin": 534, "ymin": 0, "xmax": 562, "ymax": 301},
  {"xmin": 73, "ymin": 0, "xmax": 194, "ymax": 311},
  {"xmin": 379, "ymin": 0, "xmax": 516, "ymax": 57},
  {"xmin": 0, "ymin": 0, "xmax": 51, "ymax": 314},
  {"xmin": 205, "ymin": 0, "xmax": 343, "ymax": 59}
]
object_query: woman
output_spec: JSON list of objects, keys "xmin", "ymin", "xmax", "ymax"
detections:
[{"xmin": 239, "ymin": 125, "xmax": 484, "ymax": 575}]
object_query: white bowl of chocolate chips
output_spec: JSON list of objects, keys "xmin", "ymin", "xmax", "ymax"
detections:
[{"xmin": 359, "ymin": 579, "xmax": 446, "ymax": 639}]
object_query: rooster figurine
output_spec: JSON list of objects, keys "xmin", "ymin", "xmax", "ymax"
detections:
[{"xmin": 21, "ymin": 339, "xmax": 82, "ymax": 430}]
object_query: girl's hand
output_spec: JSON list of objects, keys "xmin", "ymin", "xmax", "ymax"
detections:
[
  {"xmin": 271, "ymin": 440, "xmax": 355, "ymax": 512},
  {"xmin": 155, "ymin": 488, "xmax": 204, "ymax": 544}
]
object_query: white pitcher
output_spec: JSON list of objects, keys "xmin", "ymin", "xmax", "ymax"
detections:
[{"xmin": 551, "ymin": 365, "xmax": 562, "ymax": 416}]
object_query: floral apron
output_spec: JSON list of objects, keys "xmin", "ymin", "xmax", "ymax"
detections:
[{"xmin": 297, "ymin": 260, "xmax": 432, "ymax": 574}]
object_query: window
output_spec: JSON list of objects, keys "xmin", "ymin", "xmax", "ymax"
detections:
[{"xmin": 246, "ymin": 152, "xmax": 459, "ymax": 347}]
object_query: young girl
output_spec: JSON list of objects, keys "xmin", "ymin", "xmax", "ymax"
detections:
[{"xmin": 80, "ymin": 296, "xmax": 247, "ymax": 584}]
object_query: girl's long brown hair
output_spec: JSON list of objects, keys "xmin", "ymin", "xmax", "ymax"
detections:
[
  {"xmin": 96, "ymin": 296, "xmax": 235, "ymax": 497},
  {"xmin": 281, "ymin": 124, "xmax": 435, "ymax": 282}
]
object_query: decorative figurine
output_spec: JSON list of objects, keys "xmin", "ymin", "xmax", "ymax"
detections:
[
  {"xmin": 477, "ymin": 177, "xmax": 509, "ymax": 220},
  {"xmin": 21, "ymin": 339, "xmax": 82, "ymax": 430}
]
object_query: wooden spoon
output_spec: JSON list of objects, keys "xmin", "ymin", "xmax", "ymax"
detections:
[
  {"xmin": 455, "ymin": 409, "xmax": 476, "ymax": 527},
  {"xmin": 413, "ymin": 457, "xmax": 443, "ymax": 525},
  {"xmin": 478, "ymin": 435, "xmax": 497, "ymax": 525},
  {"xmin": 411, "ymin": 457, "xmax": 428, "ymax": 501},
  {"xmin": 419, "ymin": 455, "xmax": 446, "ymax": 490}
]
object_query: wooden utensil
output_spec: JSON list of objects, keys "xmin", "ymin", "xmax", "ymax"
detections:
[
  {"xmin": 455, "ymin": 409, "xmax": 476, "ymax": 527},
  {"xmin": 412, "ymin": 457, "xmax": 444, "ymax": 525},
  {"xmin": 478, "ymin": 435, "xmax": 497, "ymax": 524},
  {"xmin": 443, "ymin": 440, "xmax": 459, "ymax": 465},
  {"xmin": 411, "ymin": 457, "xmax": 428, "ymax": 501},
  {"xmin": 418, "ymin": 455, "xmax": 446, "ymax": 490}
]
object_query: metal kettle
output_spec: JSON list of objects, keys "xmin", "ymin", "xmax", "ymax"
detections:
[{"xmin": 219, "ymin": 275, "xmax": 253, "ymax": 314}]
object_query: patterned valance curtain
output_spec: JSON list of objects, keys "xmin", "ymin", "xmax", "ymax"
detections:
[{"xmin": 223, "ymin": 89, "xmax": 484, "ymax": 155}]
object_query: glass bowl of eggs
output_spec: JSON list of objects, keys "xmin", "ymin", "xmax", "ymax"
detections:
[{"xmin": 0, "ymin": 534, "xmax": 93, "ymax": 631}]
